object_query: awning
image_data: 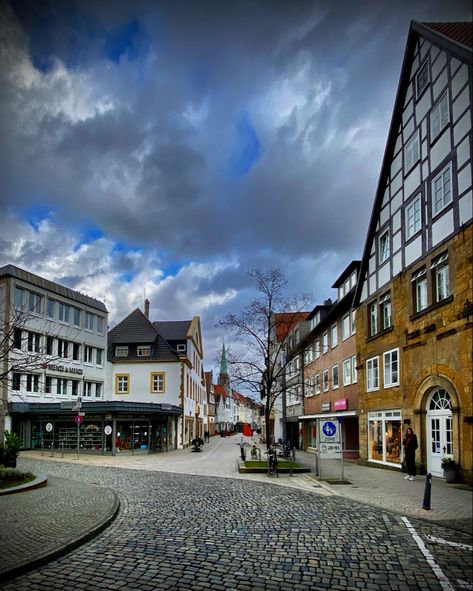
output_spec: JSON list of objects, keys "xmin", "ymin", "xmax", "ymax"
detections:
[{"xmin": 299, "ymin": 411, "xmax": 358, "ymax": 419}]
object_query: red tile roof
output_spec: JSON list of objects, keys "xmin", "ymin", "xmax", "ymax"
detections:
[
  {"xmin": 423, "ymin": 22, "xmax": 473, "ymax": 49},
  {"xmin": 274, "ymin": 312, "xmax": 311, "ymax": 342},
  {"xmin": 214, "ymin": 384, "xmax": 227, "ymax": 398}
]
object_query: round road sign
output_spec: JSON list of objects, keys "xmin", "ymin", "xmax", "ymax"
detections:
[
  {"xmin": 104, "ymin": 425, "xmax": 112, "ymax": 435},
  {"xmin": 74, "ymin": 415, "xmax": 84, "ymax": 424},
  {"xmin": 45, "ymin": 422, "xmax": 53, "ymax": 432}
]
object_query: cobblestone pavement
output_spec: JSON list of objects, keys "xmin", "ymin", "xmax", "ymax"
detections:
[{"xmin": 1, "ymin": 457, "xmax": 472, "ymax": 591}]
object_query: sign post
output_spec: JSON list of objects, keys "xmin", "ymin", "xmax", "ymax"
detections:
[
  {"xmin": 74, "ymin": 414, "xmax": 84, "ymax": 459},
  {"xmin": 318, "ymin": 418, "xmax": 343, "ymax": 481}
]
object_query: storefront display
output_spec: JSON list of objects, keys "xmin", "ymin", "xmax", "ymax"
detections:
[{"xmin": 368, "ymin": 409, "xmax": 402, "ymax": 466}]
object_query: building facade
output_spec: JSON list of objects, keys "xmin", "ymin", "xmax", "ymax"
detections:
[{"xmin": 354, "ymin": 22, "xmax": 472, "ymax": 482}]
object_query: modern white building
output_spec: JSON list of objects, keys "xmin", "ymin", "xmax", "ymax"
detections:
[{"xmin": 0, "ymin": 264, "xmax": 108, "ymax": 448}]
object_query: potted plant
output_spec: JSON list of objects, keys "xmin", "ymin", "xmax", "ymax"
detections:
[
  {"xmin": 191, "ymin": 437, "xmax": 204, "ymax": 452},
  {"xmin": 441, "ymin": 457, "xmax": 457, "ymax": 483},
  {"xmin": 3, "ymin": 430, "xmax": 22, "ymax": 468}
]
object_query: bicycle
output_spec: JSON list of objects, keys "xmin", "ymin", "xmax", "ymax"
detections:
[{"xmin": 265, "ymin": 447, "xmax": 278, "ymax": 477}]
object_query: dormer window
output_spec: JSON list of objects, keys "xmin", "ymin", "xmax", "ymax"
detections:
[
  {"xmin": 137, "ymin": 346, "xmax": 151, "ymax": 357},
  {"xmin": 115, "ymin": 346, "xmax": 128, "ymax": 357},
  {"xmin": 177, "ymin": 344, "xmax": 187, "ymax": 352}
]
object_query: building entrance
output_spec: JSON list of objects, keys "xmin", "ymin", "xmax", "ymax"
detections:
[{"xmin": 426, "ymin": 389, "xmax": 453, "ymax": 478}]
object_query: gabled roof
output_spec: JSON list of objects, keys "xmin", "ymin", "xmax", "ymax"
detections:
[
  {"xmin": 153, "ymin": 320, "xmax": 191, "ymax": 340},
  {"xmin": 0, "ymin": 264, "xmax": 107, "ymax": 312},
  {"xmin": 109, "ymin": 308, "xmax": 158, "ymax": 343},
  {"xmin": 332, "ymin": 261, "xmax": 361, "ymax": 289},
  {"xmin": 214, "ymin": 384, "xmax": 228, "ymax": 398},
  {"xmin": 353, "ymin": 20, "xmax": 473, "ymax": 307},
  {"xmin": 273, "ymin": 312, "xmax": 311, "ymax": 342}
]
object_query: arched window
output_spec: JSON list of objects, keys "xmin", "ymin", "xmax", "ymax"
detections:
[{"xmin": 429, "ymin": 389, "xmax": 452, "ymax": 411}]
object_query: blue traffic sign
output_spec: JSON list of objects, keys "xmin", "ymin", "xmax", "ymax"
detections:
[{"xmin": 322, "ymin": 421, "xmax": 337, "ymax": 437}]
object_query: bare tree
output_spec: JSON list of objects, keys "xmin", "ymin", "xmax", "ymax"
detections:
[{"xmin": 218, "ymin": 268, "xmax": 311, "ymax": 448}]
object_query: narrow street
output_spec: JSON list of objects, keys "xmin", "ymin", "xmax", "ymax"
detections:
[{"xmin": 1, "ymin": 436, "xmax": 471, "ymax": 591}]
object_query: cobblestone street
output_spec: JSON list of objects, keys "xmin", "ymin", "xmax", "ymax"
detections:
[{"xmin": 1, "ymin": 449, "xmax": 472, "ymax": 591}]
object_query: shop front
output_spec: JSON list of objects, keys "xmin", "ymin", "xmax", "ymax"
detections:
[
  {"xmin": 10, "ymin": 401, "xmax": 181, "ymax": 455},
  {"xmin": 367, "ymin": 409, "xmax": 402, "ymax": 467},
  {"xmin": 301, "ymin": 410, "xmax": 359, "ymax": 458}
]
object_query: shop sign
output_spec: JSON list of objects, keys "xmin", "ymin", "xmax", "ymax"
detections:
[
  {"xmin": 321, "ymin": 402, "xmax": 331, "ymax": 412},
  {"xmin": 104, "ymin": 425, "xmax": 112, "ymax": 435},
  {"xmin": 334, "ymin": 399, "xmax": 348, "ymax": 411},
  {"xmin": 45, "ymin": 363, "xmax": 84, "ymax": 375},
  {"xmin": 45, "ymin": 422, "xmax": 53, "ymax": 432}
]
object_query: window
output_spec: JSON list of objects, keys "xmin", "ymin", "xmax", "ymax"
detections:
[
  {"xmin": 404, "ymin": 132, "xmax": 420, "ymax": 171},
  {"xmin": 84, "ymin": 382, "xmax": 93, "ymax": 398},
  {"xmin": 56, "ymin": 378, "xmax": 68, "ymax": 395},
  {"xmin": 137, "ymin": 346, "xmax": 151, "ymax": 357},
  {"xmin": 416, "ymin": 60, "xmax": 429, "ymax": 97},
  {"xmin": 412, "ymin": 268, "xmax": 428, "ymax": 312},
  {"xmin": 58, "ymin": 303, "xmax": 70, "ymax": 323},
  {"xmin": 95, "ymin": 383, "xmax": 103, "ymax": 399},
  {"xmin": 177, "ymin": 344, "xmax": 186, "ymax": 352},
  {"xmin": 72, "ymin": 342, "xmax": 81, "ymax": 361},
  {"xmin": 29, "ymin": 292, "xmax": 42, "ymax": 314},
  {"xmin": 85, "ymin": 312, "xmax": 94, "ymax": 331},
  {"xmin": 430, "ymin": 93, "xmax": 449, "ymax": 141},
  {"xmin": 14, "ymin": 287, "xmax": 24, "ymax": 309},
  {"xmin": 47, "ymin": 299, "xmax": 55, "ymax": 318},
  {"xmin": 71, "ymin": 380, "xmax": 78, "ymax": 397},
  {"xmin": 315, "ymin": 373, "xmax": 321, "ymax": 394},
  {"xmin": 383, "ymin": 349, "xmax": 399, "ymax": 387},
  {"xmin": 96, "ymin": 316, "xmax": 104, "ymax": 334},
  {"xmin": 368, "ymin": 410, "xmax": 402, "ymax": 465},
  {"xmin": 13, "ymin": 328, "xmax": 22, "ymax": 350},
  {"xmin": 351, "ymin": 356, "xmax": 357, "ymax": 383},
  {"xmin": 26, "ymin": 374, "xmax": 39, "ymax": 393},
  {"xmin": 115, "ymin": 346, "xmax": 128, "ymax": 357},
  {"xmin": 57, "ymin": 339, "xmax": 68, "ymax": 359},
  {"xmin": 405, "ymin": 196, "xmax": 421, "ymax": 239},
  {"xmin": 27, "ymin": 332, "xmax": 41, "ymax": 353},
  {"xmin": 322, "ymin": 332, "xmax": 328, "ymax": 354},
  {"xmin": 379, "ymin": 230, "xmax": 390, "ymax": 263},
  {"xmin": 315, "ymin": 340, "xmax": 320, "ymax": 359},
  {"xmin": 342, "ymin": 314, "xmax": 350, "ymax": 340},
  {"xmin": 343, "ymin": 359, "xmax": 351, "ymax": 386},
  {"xmin": 46, "ymin": 336, "xmax": 54, "ymax": 356},
  {"xmin": 45, "ymin": 376, "xmax": 52, "ymax": 395},
  {"xmin": 115, "ymin": 374, "xmax": 130, "ymax": 394},
  {"xmin": 84, "ymin": 346, "xmax": 93, "ymax": 364},
  {"xmin": 351, "ymin": 310, "xmax": 356, "ymax": 335},
  {"xmin": 379, "ymin": 293, "xmax": 392, "ymax": 330},
  {"xmin": 331, "ymin": 323, "xmax": 338, "ymax": 348},
  {"xmin": 369, "ymin": 302, "xmax": 378, "ymax": 336},
  {"xmin": 323, "ymin": 369, "xmax": 329, "ymax": 392},
  {"xmin": 73, "ymin": 307, "xmax": 81, "ymax": 327},
  {"xmin": 332, "ymin": 365, "xmax": 339, "ymax": 389},
  {"xmin": 151, "ymin": 372, "xmax": 165, "ymax": 393},
  {"xmin": 12, "ymin": 373, "xmax": 21, "ymax": 391},
  {"xmin": 96, "ymin": 348, "xmax": 103, "ymax": 366},
  {"xmin": 432, "ymin": 253, "xmax": 449, "ymax": 302},
  {"xmin": 432, "ymin": 164, "xmax": 452, "ymax": 216},
  {"xmin": 366, "ymin": 357, "xmax": 379, "ymax": 391}
]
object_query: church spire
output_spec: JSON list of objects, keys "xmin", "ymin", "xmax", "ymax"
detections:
[{"xmin": 218, "ymin": 342, "xmax": 230, "ymax": 390}]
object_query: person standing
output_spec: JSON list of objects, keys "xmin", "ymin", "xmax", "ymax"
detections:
[{"xmin": 403, "ymin": 427, "xmax": 418, "ymax": 481}]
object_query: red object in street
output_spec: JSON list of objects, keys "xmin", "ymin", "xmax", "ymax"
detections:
[
  {"xmin": 74, "ymin": 415, "xmax": 84, "ymax": 424},
  {"xmin": 242, "ymin": 424, "xmax": 253, "ymax": 436}
]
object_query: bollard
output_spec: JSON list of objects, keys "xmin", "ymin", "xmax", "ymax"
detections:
[{"xmin": 422, "ymin": 472, "xmax": 432, "ymax": 510}]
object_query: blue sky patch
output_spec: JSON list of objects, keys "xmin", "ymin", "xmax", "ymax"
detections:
[
  {"xmin": 103, "ymin": 19, "xmax": 143, "ymax": 63},
  {"xmin": 231, "ymin": 111, "xmax": 261, "ymax": 177}
]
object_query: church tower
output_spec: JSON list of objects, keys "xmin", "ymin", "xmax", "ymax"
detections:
[{"xmin": 218, "ymin": 342, "xmax": 230, "ymax": 391}]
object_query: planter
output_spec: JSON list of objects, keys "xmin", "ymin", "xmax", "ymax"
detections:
[{"xmin": 443, "ymin": 468, "xmax": 456, "ymax": 483}]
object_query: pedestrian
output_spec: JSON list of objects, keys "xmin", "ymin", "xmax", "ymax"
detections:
[
  {"xmin": 204, "ymin": 430, "xmax": 209, "ymax": 443},
  {"xmin": 403, "ymin": 427, "xmax": 418, "ymax": 481}
]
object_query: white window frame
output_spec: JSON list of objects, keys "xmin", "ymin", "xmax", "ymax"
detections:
[
  {"xmin": 383, "ymin": 348, "xmax": 399, "ymax": 388},
  {"xmin": 369, "ymin": 302, "xmax": 378, "ymax": 336},
  {"xmin": 432, "ymin": 254, "xmax": 450, "ymax": 302},
  {"xmin": 342, "ymin": 359, "xmax": 351, "ymax": 386},
  {"xmin": 430, "ymin": 92, "xmax": 449, "ymax": 142},
  {"xmin": 58, "ymin": 303, "xmax": 70, "ymax": 324},
  {"xmin": 404, "ymin": 131, "xmax": 420, "ymax": 171},
  {"xmin": 137, "ymin": 346, "xmax": 151, "ymax": 357},
  {"xmin": 379, "ymin": 230, "xmax": 390, "ymax": 263},
  {"xmin": 332, "ymin": 364, "xmax": 339, "ymax": 389},
  {"xmin": 73, "ymin": 307, "xmax": 81, "ymax": 327},
  {"xmin": 366, "ymin": 357, "xmax": 379, "ymax": 391},
  {"xmin": 342, "ymin": 314, "xmax": 350, "ymax": 341},
  {"xmin": 315, "ymin": 373, "xmax": 321, "ymax": 394},
  {"xmin": 405, "ymin": 195, "xmax": 421, "ymax": 239},
  {"xmin": 28, "ymin": 292, "xmax": 42, "ymax": 315},
  {"xmin": 432, "ymin": 163, "xmax": 452, "ymax": 216},
  {"xmin": 351, "ymin": 356, "xmax": 357, "ymax": 383},
  {"xmin": 350, "ymin": 310, "xmax": 356, "ymax": 335},
  {"xmin": 84, "ymin": 345, "xmax": 93, "ymax": 364},
  {"xmin": 379, "ymin": 292, "xmax": 392, "ymax": 330},
  {"xmin": 85, "ymin": 312, "xmax": 94, "ymax": 331},
  {"xmin": 322, "ymin": 332, "xmax": 328, "ymax": 354},
  {"xmin": 115, "ymin": 346, "xmax": 128, "ymax": 357},
  {"xmin": 323, "ymin": 369, "xmax": 329, "ymax": 392},
  {"xmin": 412, "ymin": 268, "xmax": 428, "ymax": 312},
  {"xmin": 331, "ymin": 323, "xmax": 338, "ymax": 348}
]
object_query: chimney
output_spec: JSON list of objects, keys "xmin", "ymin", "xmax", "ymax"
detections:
[{"xmin": 144, "ymin": 298, "xmax": 150, "ymax": 319}]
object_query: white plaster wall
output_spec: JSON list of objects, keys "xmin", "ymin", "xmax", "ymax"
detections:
[
  {"xmin": 392, "ymin": 252, "xmax": 402, "ymax": 277},
  {"xmin": 431, "ymin": 50, "xmax": 446, "ymax": 81},
  {"xmin": 432, "ymin": 209, "xmax": 454, "ymax": 247},
  {"xmin": 404, "ymin": 164, "xmax": 421, "ymax": 199},
  {"xmin": 457, "ymin": 137, "xmax": 470, "ymax": 169},
  {"xmin": 430, "ymin": 129, "xmax": 451, "ymax": 171},
  {"xmin": 459, "ymin": 191, "xmax": 473, "ymax": 226},
  {"xmin": 453, "ymin": 86, "xmax": 470, "ymax": 123},
  {"xmin": 404, "ymin": 235, "xmax": 422, "ymax": 267},
  {"xmin": 458, "ymin": 164, "xmax": 471, "ymax": 196},
  {"xmin": 454, "ymin": 110, "xmax": 471, "ymax": 147},
  {"xmin": 111, "ymin": 361, "xmax": 181, "ymax": 406},
  {"xmin": 433, "ymin": 68, "xmax": 448, "ymax": 101},
  {"xmin": 452, "ymin": 64, "xmax": 468, "ymax": 99},
  {"xmin": 377, "ymin": 263, "xmax": 390, "ymax": 290}
]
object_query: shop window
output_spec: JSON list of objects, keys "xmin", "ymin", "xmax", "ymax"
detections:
[{"xmin": 368, "ymin": 410, "xmax": 402, "ymax": 466}]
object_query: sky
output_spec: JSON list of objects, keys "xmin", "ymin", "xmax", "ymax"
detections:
[{"xmin": 1, "ymin": 0, "xmax": 472, "ymax": 377}]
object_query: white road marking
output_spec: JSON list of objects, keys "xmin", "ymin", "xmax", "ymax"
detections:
[
  {"xmin": 401, "ymin": 516, "xmax": 455, "ymax": 591},
  {"xmin": 426, "ymin": 535, "xmax": 473, "ymax": 552}
]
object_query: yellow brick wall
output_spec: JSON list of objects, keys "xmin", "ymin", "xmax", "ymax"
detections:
[{"xmin": 356, "ymin": 223, "xmax": 473, "ymax": 483}]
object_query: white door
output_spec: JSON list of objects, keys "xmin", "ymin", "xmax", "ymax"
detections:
[{"xmin": 426, "ymin": 389, "xmax": 453, "ymax": 478}]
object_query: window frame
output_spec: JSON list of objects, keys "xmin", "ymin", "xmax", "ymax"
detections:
[
  {"xmin": 351, "ymin": 356, "xmax": 357, "ymax": 384},
  {"xmin": 58, "ymin": 303, "xmax": 70, "ymax": 324},
  {"xmin": 115, "ymin": 374, "xmax": 130, "ymax": 395},
  {"xmin": 342, "ymin": 314, "xmax": 350, "ymax": 341},
  {"xmin": 342, "ymin": 359, "xmax": 351, "ymax": 386},
  {"xmin": 383, "ymin": 348, "xmax": 400, "ymax": 388},
  {"xmin": 405, "ymin": 195, "xmax": 422, "ymax": 240},
  {"xmin": 332, "ymin": 364, "xmax": 339, "ymax": 389},
  {"xmin": 115, "ymin": 346, "xmax": 129, "ymax": 357},
  {"xmin": 432, "ymin": 163, "xmax": 452, "ymax": 217},
  {"xmin": 379, "ymin": 230, "xmax": 390, "ymax": 264},
  {"xmin": 430, "ymin": 92, "xmax": 449, "ymax": 142},
  {"xmin": 137, "ymin": 345, "xmax": 151, "ymax": 357},
  {"xmin": 404, "ymin": 131, "xmax": 420, "ymax": 172},
  {"xmin": 432, "ymin": 254, "xmax": 450, "ymax": 303},
  {"xmin": 150, "ymin": 372, "xmax": 166, "ymax": 394},
  {"xmin": 366, "ymin": 357, "xmax": 379, "ymax": 391},
  {"xmin": 323, "ymin": 369, "xmax": 329, "ymax": 392},
  {"xmin": 331, "ymin": 323, "xmax": 338, "ymax": 348}
]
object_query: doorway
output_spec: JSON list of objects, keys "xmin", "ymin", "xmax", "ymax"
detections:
[{"xmin": 426, "ymin": 389, "xmax": 453, "ymax": 477}]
